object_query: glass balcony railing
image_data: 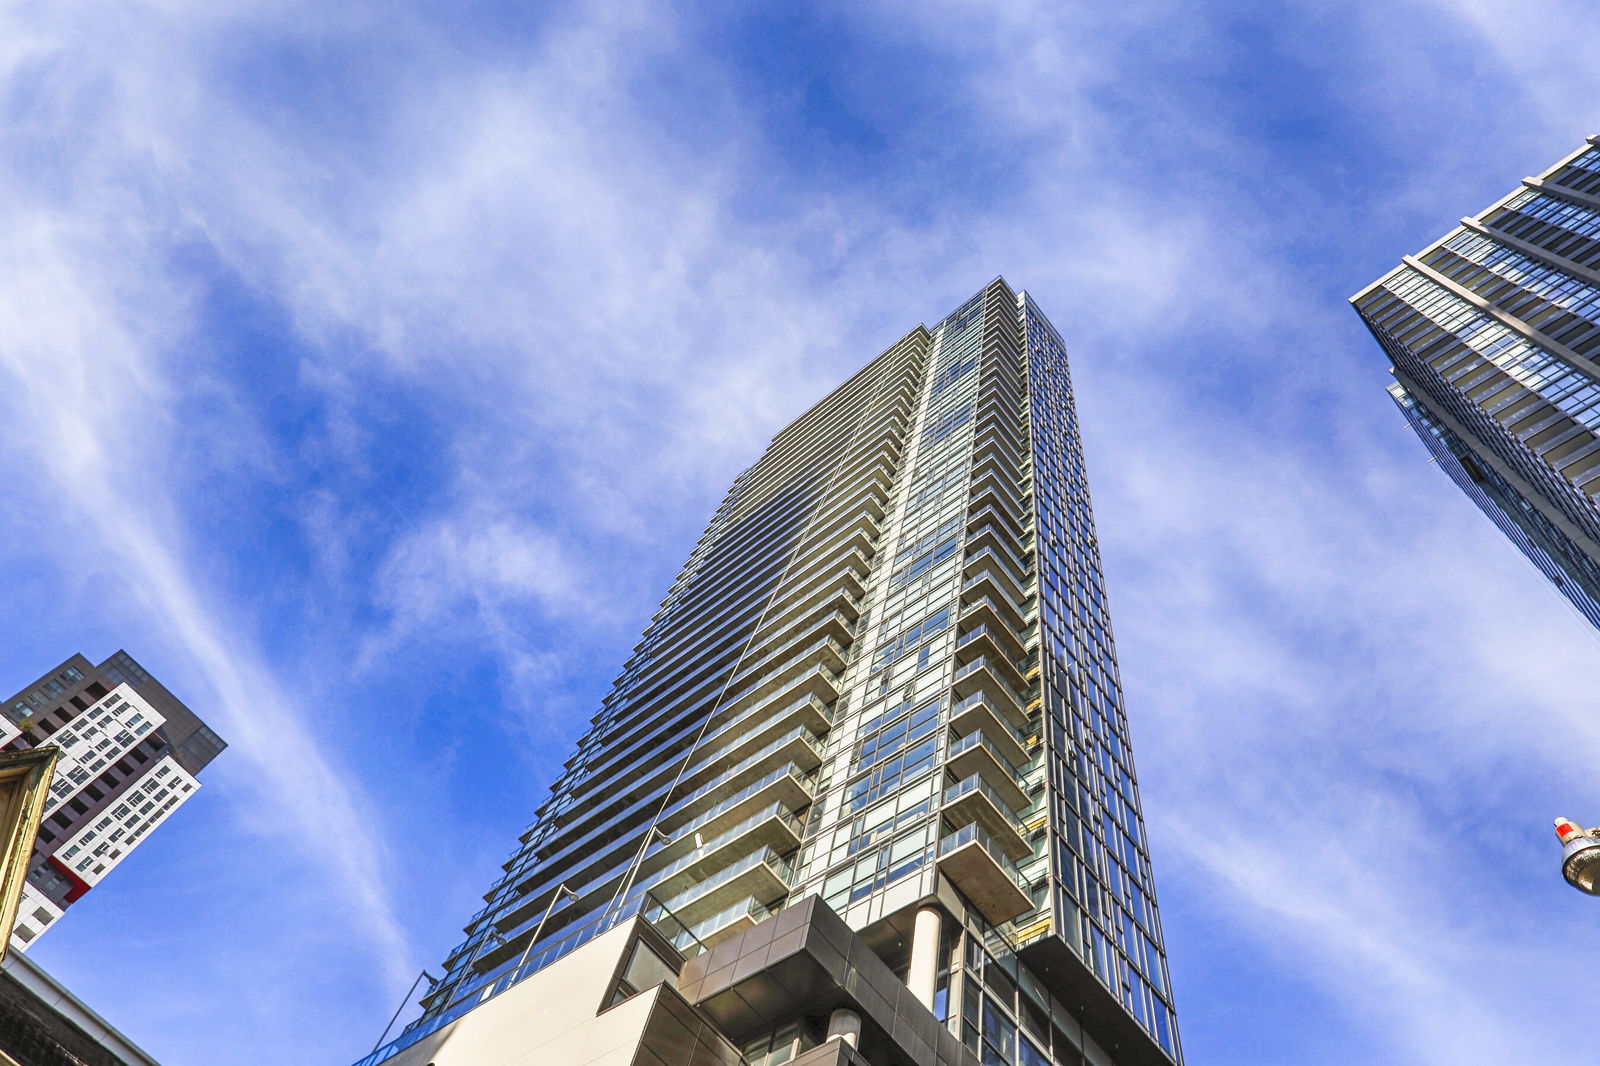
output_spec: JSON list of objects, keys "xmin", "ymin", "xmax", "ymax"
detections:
[
  {"xmin": 697, "ymin": 691, "xmax": 834, "ymax": 761},
  {"xmin": 946, "ymin": 729, "xmax": 1023, "ymax": 781},
  {"xmin": 761, "ymin": 567, "xmax": 867, "ymax": 625},
  {"xmin": 739, "ymin": 609, "xmax": 856, "ymax": 677},
  {"xmin": 718, "ymin": 638, "xmax": 846, "ymax": 714},
  {"xmin": 665, "ymin": 743, "xmax": 815, "ymax": 824},
  {"xmin": 966, "ymin": 523, "xmax": 1031, "ymax": 574},
  {"xmin": 664, "ymin": 763, "xmax": 815, "ymax": 841},
  {"xmin": 969, "ymin": 467, "xmax": 1028, "ymax": 511},
  {"xmin": 963, "ymin": 549, "xmax": 1029, "ymax": 597},
  {"xmin": 939, "ymin": 823, "xmax": 1023, "ymax": 881},
  {"xmin": 958, "ymin": 595, "xmax": 1027, "ymax": 635},
  {"xmin": 954, "ymin": 637, "xmax": 1027, "ymax": 690},
  {"xmin": 657, "ymin": 846, "xmax": 794, "ymax": 915},
  {"xmin": 675, "ymin": 723, "xmax": 824, "ymax": 800},
  {"xmin": 961, "ymin": 573, "xmax": 1028, "ymax": 620},
  {"xmin": 965, "ymin": 504, "xmax": 1026, "ymax": 544},
  {"xmin": 671, "ymin": 897, "xmax": 773, "ymax": 952},
  {"xmin": 641, "ymin": 802, "xmax": 803, "ymax": 886},
  {"xmin": 749, "ymin": 604, "xmax": 855, "ymax": 661},
  {"xmin": 353, "ymin": 891, "xmax": 703, "ymax": 1066},
  {"xmin": 944, "ymin": 772, "xmax": 1025, "ymax": 816},
  {"xmin": 953, "ymin": 655, "xmax": 1028, "ymax": 702},
  {"xmin": 955, "ymin": 622, "xmax": 1026, "ymax": 662},
  {"xmin": 950, "ymin": 692, "xmax": 1027, "ymax": 747}
]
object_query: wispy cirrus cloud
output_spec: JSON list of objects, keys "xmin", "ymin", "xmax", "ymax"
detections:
[
  {"xmin": 0, "ymin": 91, "xmax": 414, "ymax": 989},
  {"xmin": 4, "ymin": 0, "xmax": 1600, "ymax": 1063}
]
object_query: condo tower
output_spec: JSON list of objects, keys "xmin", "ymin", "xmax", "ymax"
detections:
[{"xmin": 362, "ymin": 279, "xmax": 1180, "ymax": 1066}]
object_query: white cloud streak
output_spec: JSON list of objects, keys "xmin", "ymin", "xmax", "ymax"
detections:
[
  {"xmin": 5, "ymin": 0, "xmax": 1600, "ymax": 1061},
  {"xmin": 0, "ymin": 5, "xmax": 416, "ymax": 989}
]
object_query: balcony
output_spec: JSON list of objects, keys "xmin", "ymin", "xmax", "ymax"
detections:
[
  {"xmin": 675, "ymin": 724, "xmax": 825, "ymax": 804},
  {"xmin": 962, "ymin": 550, "xmax": 1029, "ymax": 605},
  {"xmin": 644, "ymin": 803, "xmax": 804, "ymax": 894},
  {"xmin": 938, "ymin": 826, "xmax": 1032, "ymax": 925},
  {"xmin": 676, "ymin": 897, "xmax": 773, "ymax": 951},
  {"xmin": 722, "ymin": 616, "xmax": 852, "ymax": 710},
  {"xmin": 974, "ymin": 395, "xmax": 1024, "ymax": 435},
  {"xmin": 961, "ymin": 567, "xmax": 1029, "ymax": 625},
  {"xmin": 779, "ymin": 547, "xmax": 872, "ymax": 605},
  {"xmin": 747, "ymin": 609, "xmax": 857, "ymax": 669},
  {"xmin": 761, "ymin": 566, "xmax": 867, "ymax": 629},
  {"xmin": 796, "ymin": 524, "xmax": 878, "ymax": 571},
  {"xmin": 970, "ymin": 452, "xmax": 1025, "ymax": 493},
  {"xmin": 966, "ymin": 501, "xmax": 1026, "ymax": 542},
  {"xmin": 966, "ymin": 523, "xmax": 1032, "ymax": 579},
  {"xmin": 717, "ymin": 650, "xmax": 845, "ymax": 722},
  {"xmin": 972, "ymin": 409, "xmax": 1026, "ymax": 454},
  {"xmin": 976, "ymin": 368, "xmax": 1025, "ymax": 405},
  {"xmin": 663, "ymin": 763, "xmax": 814, "ymax": 842},
  {"xmin": 953, "ymin": 585, "xmax": 1030, "ymax": 633},
  {"xmin": 657, "ymin": 846, "xmax": 793, "ymax": 926},
  {"xmin": 951, "ymin": 657, "xmax": 1030, "ymax": 732},
  {"xmin": 968, "ymin": 482, "xmax": 1028, "ymax": 533},
  {"xmin": 693, "ymin": 693, "xmax": 835, "ymax": 777},
  {"xmin": 945, "ymin": 731, "xmax": 1029, "ymax": 810},
  {"xmin": 798, "ymin": 508, "xmax": 883, "ymax": 557},
  {"xmin": 971, "ymin": 428, "xmax": 1025, "ymax": 471},
  {"xmin": 954, "ymin": 627, "xmax": 1029, "ymax": 691},
  {"xmin": 942, "ymin": 773, "xmax": 1031, "ymax": 861},
  {"xmin": 969, "ymin": 462, "xmax": 1029, "ymax": 512},
  {"xmin": 949, "ymin": 693, "xmax": 1029, "ymax": 766},
  {"xmin": 840, "ymin": 436, "xmax": 903, "ymax": 479},
  {"xmin": 956, "ymin": 604, "xmax": 1027, "ymax": 657}
]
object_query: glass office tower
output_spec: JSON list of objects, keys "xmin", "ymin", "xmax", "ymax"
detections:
[
  {"xmin": 366, "ymin": 279, "xmax": 1180, "ymax": 1066},
  {"xmin": 1353, "ymin": 135, "xmax": 1600, "ymax": 629}
]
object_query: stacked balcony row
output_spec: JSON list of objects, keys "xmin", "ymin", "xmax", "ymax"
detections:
[{"xmin": 934, "ymin": 303, "xmax": 1043, "ymax": 929}]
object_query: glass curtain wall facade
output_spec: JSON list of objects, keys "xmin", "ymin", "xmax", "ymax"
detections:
[
  {"xmin": 370, "ymin": 279, "xmax": 1179, "ymax": 1066},
  {"xmin": 1353, "ymin": 134, "xmax": 1600, "ymax": 629}
]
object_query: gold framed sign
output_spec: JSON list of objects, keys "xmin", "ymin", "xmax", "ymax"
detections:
[{"xmin": 0, "ymin": 747, "xmax": 58, "ymax": 962}]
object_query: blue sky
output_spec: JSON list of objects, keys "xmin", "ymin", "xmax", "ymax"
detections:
[{"xmin": 3, "ymin": 1, "xmax": 1600, "ymax": 1063}]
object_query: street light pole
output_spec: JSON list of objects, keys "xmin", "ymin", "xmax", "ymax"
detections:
[
  {"xmin": 508, "ymin": 883, "xmax": 579, "ymax": 981},
  {"xmin": 370, "ymin": 969, "xmax": 439, "ymax": 1054},
  {"xmin": 606, "ymin": 825, "xmax": 671, "ymax": 923}
]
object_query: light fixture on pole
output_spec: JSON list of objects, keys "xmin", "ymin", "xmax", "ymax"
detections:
[{"xmin": 1554, "ymin": 817, "xmax": 1600, "ymax": 895}]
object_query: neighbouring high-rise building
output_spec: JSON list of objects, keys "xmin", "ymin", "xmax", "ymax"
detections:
[
  {"xmin": 1353, "ymin": 134, "xmax": 1600, "ymax": 629},
  {"xmin": 0, "ymin": 651, "xmax": 226, "ymax": 949},
  {"xmin": 360, "ymin": 279, "xmax": 1181, "ymax": 1066}
]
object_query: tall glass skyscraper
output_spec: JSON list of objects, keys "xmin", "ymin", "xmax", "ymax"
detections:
[
  {"xmin": 362, "ymin": 279, "xmax": 1180, "ymax": 1066},
  {"xmin": 1353, "ymin": 135, "xmax": 1600, "ymax": 629}
]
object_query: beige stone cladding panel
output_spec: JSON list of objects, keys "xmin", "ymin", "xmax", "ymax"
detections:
[{"xmin": 381, "ymin": 924, "xmax": 655, "ymax": 1066}]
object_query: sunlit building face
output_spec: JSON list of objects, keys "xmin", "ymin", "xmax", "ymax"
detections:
[{"xmin": 364, "ymin": 279, "xmax": 1182, "ymax": 1066}]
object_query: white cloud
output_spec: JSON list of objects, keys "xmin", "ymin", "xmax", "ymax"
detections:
[
  {"xmin": 6, "ymin": 0, "xmax": 1600, "ymax": 1061},
  {"xmin": 0, "ymin": 7, "xmax": 416, "ymax": 990}
]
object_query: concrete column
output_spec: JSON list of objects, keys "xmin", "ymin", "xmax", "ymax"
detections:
[
  {"xmin": 826, "ymin": 1007, "xmax": 862, "ymax": 1049},
  {"xmin": 907, "ymin": 905, "xmax": 942, "ymax": 1010}
]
